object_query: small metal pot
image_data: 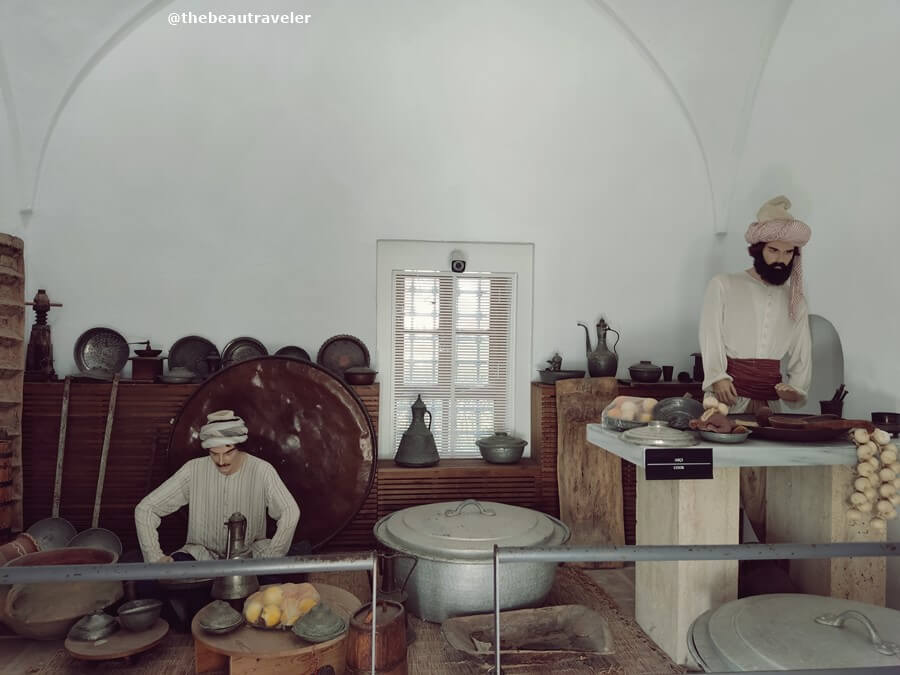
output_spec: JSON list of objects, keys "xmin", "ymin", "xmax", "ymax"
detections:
[
  {"xmin": 476, "ymin": 432, "xmax": 528, "ymax": 464},
  {"xmin": 374, "ymin": 499, "xmax": 569, "ymax": 622},
  {"xmin": 629, "ymin": 360, "xmax": 662, "ymax": 382}
]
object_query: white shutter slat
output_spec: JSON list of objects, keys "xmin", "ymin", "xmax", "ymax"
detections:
[{"xmin": 392, "ymin": 270, "xmax": 514, "ymax": 457}]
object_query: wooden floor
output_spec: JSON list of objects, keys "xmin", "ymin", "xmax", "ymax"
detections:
[{"xmin": 0, "ymin": 567, "xmax": 656, "ymax": 675}]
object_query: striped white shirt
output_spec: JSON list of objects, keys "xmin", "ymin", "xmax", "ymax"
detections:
[{"xmin": 135, "ymin": 453, "xmax": 300, "ymax": 563}]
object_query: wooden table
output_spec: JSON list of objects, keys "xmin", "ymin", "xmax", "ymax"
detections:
[
  {"xmin": 586, "ymin": 424, "xmax": 886, "ymax": 665},
  {"xmin": 192, "ymin": 583, "xmax": 361, "ymax": 675}
]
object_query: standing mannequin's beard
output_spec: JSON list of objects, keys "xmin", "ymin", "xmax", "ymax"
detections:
[{"xmin": 752, "ymin": 250, "xmax": 794, "ymax": 286}]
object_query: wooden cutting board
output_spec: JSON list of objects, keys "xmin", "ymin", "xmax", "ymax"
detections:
[{"xmin": 556, "ymin": 378, "xmax": 623, "ymax": 569}]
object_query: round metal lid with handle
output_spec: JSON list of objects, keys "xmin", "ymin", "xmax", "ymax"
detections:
[
  {"xmin": 703, "ymin": 594, "xmax": 900, "ymax": 670},
  {"xmin": 374, "ymin": 499, "xmax": 569, "ymax": 562}
]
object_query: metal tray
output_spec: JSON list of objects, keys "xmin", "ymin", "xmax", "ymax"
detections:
[
  {"xmin": 275, "ymin": 346, "xmax": 311, "ymax": 361},
  {"xmin": 729, "ymin": 413, "xmax": 847, "ymax": 443},
  {"xmin": 316, "ymin": 334, "xmax": 370, "ymax": 378},
  {"xmin": 166, "ymin": 357, "xmax": 376, "ymax": 550},
  {"xmin": 222, "ymin": 337, "xmax": 268, "ymax": 366},
  {"xmin": 441, "ymin": 604, "xmax": 614, "ymax": 664},
  {"xmin": 73, "ymin": 327, "xmax": 129, "ymax": 374},
  {"xmin": 168, "ymin": 336, "xmax": 218, "ymax": 377}
]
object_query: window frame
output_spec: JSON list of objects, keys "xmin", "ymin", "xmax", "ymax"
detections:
[{"xmin": 376, "ymin": 240, "xmax": 534, "ymax": 460}]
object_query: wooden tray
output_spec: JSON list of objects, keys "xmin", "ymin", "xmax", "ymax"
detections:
[
  {"xmin": 65, "ymin": 618, "xmax": 168, "ymax": 661},
  {"xmin": 441, "ymin": 604, "xmax": 614, "ymax": 664}
]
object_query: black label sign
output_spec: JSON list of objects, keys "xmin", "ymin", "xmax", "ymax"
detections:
[{"xmin": 645, "ymin": 448, "xmax": 713, "ymax": 480}]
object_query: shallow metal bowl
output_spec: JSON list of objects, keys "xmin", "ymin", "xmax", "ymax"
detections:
[
  {"xmin": 117, "ymin": 598, "xmax": 162, "ymax": 632},
  {"xmin": 68, "ymin": 611, "xmax": 119, "ymax": 642},
  {"xmin": 67, "ymin": 528, "xmax": 123, "ymax": 561},
  {"xmin": 197, "ymin": 600, "xmax": 244, "ymax": 635},
  {"xmin": 603, "ymin": 417, "xmax": 646, "ymax": 432},
  {"xmin": 653, "ymin": 397, "xmax": 705, "ymax": 431},
  {"xmin": 25, "ymin": 517, "xmax": 77, "ymax": 551},
  {"xmin": 699, "ymin": 430, "xmax": 750, "ymax": 444}
]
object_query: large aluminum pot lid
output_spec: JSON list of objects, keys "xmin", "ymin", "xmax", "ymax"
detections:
[
  {"xmin": 374, "ymin": 499, "xmax": 569, "ymax": 562},
  {"xmin": 703, "ymin": 594, "xmax": 900, "ymax": 670}
]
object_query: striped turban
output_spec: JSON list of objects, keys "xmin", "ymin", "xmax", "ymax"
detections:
[
  {"xmin": 199, "ymin": 410, "xmax": 248, "ymax": 449},
  {"xmin": 744, "ymin": 195, "xmax": 811, "ymax": 320}
]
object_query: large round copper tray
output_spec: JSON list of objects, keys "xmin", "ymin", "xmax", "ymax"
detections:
[{"xmin": 167, "ymin": 357, "xmax": 376, "ymax": 550}]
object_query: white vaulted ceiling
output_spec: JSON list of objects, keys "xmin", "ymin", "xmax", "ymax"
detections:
[
  {"xmin": 1, "ymin": 0, "xmax": 790, "ymax": 228},
  {"xmin": 0, "ymin": 0, "xmax": 172, "ymax": 211}
]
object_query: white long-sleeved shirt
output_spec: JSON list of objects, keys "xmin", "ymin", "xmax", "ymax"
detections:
[
  {"xmin": 135, "ymin": 453, "xmax": 300, "ymax": 563},
  {"xmin": 699, "ymin": 271, "xmax": 812, "ymax": 414}
]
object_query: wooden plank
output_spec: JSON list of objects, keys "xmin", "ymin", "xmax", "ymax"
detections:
[{"xmin": 555, "ymin": 377, "xmax": 622, "ymax": 569}]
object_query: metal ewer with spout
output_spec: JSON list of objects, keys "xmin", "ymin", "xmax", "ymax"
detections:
[
  {"xmin": 577, "ymin": 317, "xmax": 620, "ymax": 377},
  {"xmin": 394, "ymin": 395, "xmax": 440, "ymax": 467},
  {"xmin": 211, "ymin": 512, "xmax": 259, "ymax": 601}
]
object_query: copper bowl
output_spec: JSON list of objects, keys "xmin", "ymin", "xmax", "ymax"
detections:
[
  {"xmin": 1, "ymin": 548, "xmax": 122, "ymax": 640},
  {"xmin": 344, "ymin": 367, "xmax": 377, "ymax": 385}
]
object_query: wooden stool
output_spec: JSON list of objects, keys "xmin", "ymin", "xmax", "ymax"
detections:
[
  {"xmin": 192, "ymin": 583, "xmax": 361, "ymax": 675},
  {"xmin": 65, "ymin": 618, "xmax": 169, "ymax": 663}
]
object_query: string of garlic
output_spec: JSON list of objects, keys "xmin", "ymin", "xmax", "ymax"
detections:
[{"xmin": 847, "ymin": 427, "xmax": 899, "ymax": 532}]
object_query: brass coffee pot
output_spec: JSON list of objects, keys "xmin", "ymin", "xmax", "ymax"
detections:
[
  {"xmin": 211, "ymin": 512, "xmax": 259, "ymax": 601},
  {"xmin": 394, "ymin": 395, "xmax": 440, "ymax": 467}
]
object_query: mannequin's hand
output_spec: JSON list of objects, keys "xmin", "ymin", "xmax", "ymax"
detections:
[
  {"xmin": 155, "ymin": 555, "xmax": 174, "ymax": 563},
  {"xmin": 712, "ymin": 379, "xmax": 738, "ymax": 405},
  {"xmin": 775, "ymin": 383, "xmax": 802, "ymax": 402}
]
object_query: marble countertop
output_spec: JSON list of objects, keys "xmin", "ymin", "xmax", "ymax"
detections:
[{"xmin": 586, "ymin": 423, "xmax": 856, "ymax": 468}]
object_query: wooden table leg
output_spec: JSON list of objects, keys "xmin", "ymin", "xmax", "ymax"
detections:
[{"xmin": 634, "ymin": 466, "xmax": 740, "ymax": 665}]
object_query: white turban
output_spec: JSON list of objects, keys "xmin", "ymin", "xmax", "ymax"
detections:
[{"xmin": 199, "ymin": 410, "xmax": 248, "ymax": 449}]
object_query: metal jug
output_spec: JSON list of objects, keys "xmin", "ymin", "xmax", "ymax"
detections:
[
  {"xmin": 578, "ymin": 318, "xmax": 620, "ymax": 377},
  {"xmin": 394, "ymin": 395, "xmax": 440, "ymax": 467},
  {"xmin": 211, "ymin": 512, "xmax": 259, "ymax": 601}
]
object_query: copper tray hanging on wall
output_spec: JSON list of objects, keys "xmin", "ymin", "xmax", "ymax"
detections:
[
  {"xmin": 316, "ymin": 334, "xmax": 370, "ymax": 379},
  {"xmin": 166, "ymin": 356, "xmax": 376, "ymax": 550}
]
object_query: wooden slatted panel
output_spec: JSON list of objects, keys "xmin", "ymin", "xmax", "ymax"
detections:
[
  {"xmin": 22, "ymin": 382, "xmax": 381, "ymax": 554},
  {"xmin": 377, "ymin": 460, "xmax": 539, "ymax": 515},
  {"xmin": 531, "ymin": 383, "xmax": 559, "ymax": 518}
]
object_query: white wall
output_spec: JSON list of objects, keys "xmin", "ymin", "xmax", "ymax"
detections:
[
  {"xmin": 20, "ymin": 0, "xmax": 714, "ymax": 381},
  {"xmin": 6, "ymin": 0, "xmax": 899, "ymax": 605},
  {"xmin": 730, "ymin": 0, "xmax": 900, "ymax": 608}
]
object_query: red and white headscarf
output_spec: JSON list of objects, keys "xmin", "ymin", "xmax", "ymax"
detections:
[{"xmin": 744, "ymin": 196, "xmax": 811, "ymax": 320}]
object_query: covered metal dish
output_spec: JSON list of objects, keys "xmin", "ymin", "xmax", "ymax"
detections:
[
  {"xmin": 622, "ymin": 420, "xmax": 697, "ymax": 447},
  {"xmin": 476, "ymin": 432, "xmax": 528, "ymax": 464},
  {"xmin": 374, "ymin": 499, "xmax": 570, "ymax": 622}
]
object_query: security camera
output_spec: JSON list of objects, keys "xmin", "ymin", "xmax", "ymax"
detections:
[{"xmin": 450, "ymin": 250, "xmax": 466, "ymax": 274}]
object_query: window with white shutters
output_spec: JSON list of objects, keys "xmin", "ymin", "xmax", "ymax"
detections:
[{"xmin": 391, "ymin": 272, "xmax": 514, "ymax": 457}]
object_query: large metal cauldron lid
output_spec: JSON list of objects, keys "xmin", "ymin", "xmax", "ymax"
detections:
[
  {"xmin": 702, "ymin": 593, "xmax": 900, "ymax": 670},
  {"xmin": 374, "ymin": 499, "xmax": 568, "ymax": 561},
  {"xmin": 167, "ymin": 357, "xmax": 376, "ymax": 551}
]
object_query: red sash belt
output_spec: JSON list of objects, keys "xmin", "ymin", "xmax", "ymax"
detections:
[{"xmin": 726, "ymin": 357, "xmax": 781, "ymax": 401}]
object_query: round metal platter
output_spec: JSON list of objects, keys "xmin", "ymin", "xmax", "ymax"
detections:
[
  {"xmin": 168, "ymin": 335, "xmax": 219, "ymax": 377},
  {"xmin": 221, "ymin": 337, "xmax": 268, "ymax": 366},
  {"xmin": 73, "ymin": 327, "xmax": 129, "ymax": 374},
  {"xmin": 166, "ymin": 357, "xmax": 376, "ymax": 550}
]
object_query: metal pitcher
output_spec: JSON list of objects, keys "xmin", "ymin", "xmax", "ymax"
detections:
[
  {"xmin": 211, "ymin": 512, "xmax": 259, "ymax": 601},
  {"xmin": 394, "ymin": 395, "xmax": 440, "ymax": 467},
  {"xmin": 578, "ymin": 318, "xmax": 620, "ymax": 377}
]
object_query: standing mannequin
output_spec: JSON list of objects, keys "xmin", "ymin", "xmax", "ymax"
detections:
[{"xmin": 699, "ymin": 195, "xmax": 812, "ymax": 539}]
